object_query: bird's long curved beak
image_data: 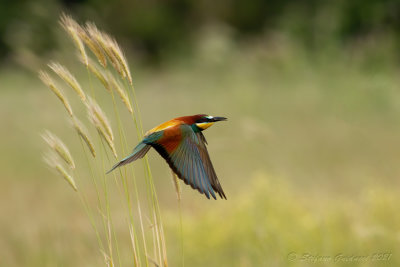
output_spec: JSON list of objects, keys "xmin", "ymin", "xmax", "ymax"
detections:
[{"xmin": 213, "ymin": 116, "xmax": 227, "ymax": 122}]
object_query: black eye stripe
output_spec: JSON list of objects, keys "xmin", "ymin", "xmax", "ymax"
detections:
[{"xmin": 196, "ymin": 118, "xmax": 212, "ymax": 123}]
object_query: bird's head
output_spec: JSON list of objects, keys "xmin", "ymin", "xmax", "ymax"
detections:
[{"xmin": 193, "ymin": 114, "xmax": 227, "ymax": 131}]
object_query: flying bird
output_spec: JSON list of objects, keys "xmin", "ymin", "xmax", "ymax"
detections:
[{"xmin": 107, "ymin": 114, "xmax": 227, "ymax": 199}]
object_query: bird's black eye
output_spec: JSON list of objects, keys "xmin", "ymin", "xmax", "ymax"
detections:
[{"xmin": 196, "ymin": 117, "xmax": 212, "ymax": 123}]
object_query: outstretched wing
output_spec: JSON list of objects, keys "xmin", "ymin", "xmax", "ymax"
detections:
[
  {"xmin": 151, "ymin": 124, "xmax": 226, "ymax": 199},
  {"xmin": 195, "ymin": 131, "xmax": 226, "ymax": 199}
]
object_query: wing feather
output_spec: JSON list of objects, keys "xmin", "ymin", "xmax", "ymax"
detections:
[
  {"xmin": 150, "ymin": 124, "xmax": 226, "ymax": 199},
  {"xmin": 196, "ymin": 132, "xmax": 226, "ymax": 199},
  {"xmin": 193, "ymin": 153, "xmax": 206, "ymax": 195}
]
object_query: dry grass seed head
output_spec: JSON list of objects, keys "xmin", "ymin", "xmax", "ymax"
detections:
[
  {"xmin": 84, "ymin": 22, "xmax": 111, "ymax": 68},
  {"xmin": 78, "ymin": 25, "xmax": 107, "ymax": 68},
  {"xmin": 55, "ymin": 165, "xmax": 78, "ymax": 191},
  {"xmin": 42, "ymin": 130, "xmax": 76, "ymax": 169},
  {"xmin": 43, "ymin": 153, "xmax": 78, "ymax": 191},
  {"xmin": 71, "ymin": 117, "xmax": 96, "ymax": 157},
  {"xmin": 105, "ymin": 36, "xmax": 132, "ymax": 84},
  {"xmin": 39, "ymin": 70, "xmax": 73, "ymax": 117},
  {"xmin": 108, "ymin": 73, "xmax": 133, "ymax": 113},
  {"xmin": 87, "ymin": 99, "xmax": 117, "ymax": 158},
  {"xmin": 86, "ymin": 58, "xmax": 111, "ymax": 92},
  {"xmin": 86, "ymin": 23, "xmax": 131, "ymax": 82},
  {"xmin": 48, "ymin": 62, "xmax": 86, "ymax": 102},
  {"xmin": 96, "ymin": 124, "xmax": 117, "ymax": 159},
  {"xmin": 60, "ymin": 14, "xmax": 88, "ymax": 66},
  {"xmin": 87, "ymin": 98, "xmax": 114, "ymax": 141}
]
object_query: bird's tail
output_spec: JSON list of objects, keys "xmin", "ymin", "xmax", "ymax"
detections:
[{"xmin": 106, "ymin": 142, "xmax": 151, "ymax": 174}]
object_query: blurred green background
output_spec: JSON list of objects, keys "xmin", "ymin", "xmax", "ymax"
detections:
[{"xmin": 1, "ymin": 0, "xmax": 400, "ymax": 266}]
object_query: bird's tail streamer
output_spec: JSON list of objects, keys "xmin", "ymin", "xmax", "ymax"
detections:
[{"xmin": 107, "ymin": 142, "xmax": 151, "ymax": 174}]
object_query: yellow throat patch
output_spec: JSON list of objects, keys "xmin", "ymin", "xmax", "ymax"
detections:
[{"xmin": 196, "ymin": 122, "xmax": 214, "ymax": 130}]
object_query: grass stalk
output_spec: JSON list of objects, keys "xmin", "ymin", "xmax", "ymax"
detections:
[
  {"xmin": 108, "ymin": 89, "xmax": 144, "ymax": 266},
  {"xmin": 42, "ymin": 14, "xmax": 169, "ymax": 267},
  {"xmin": 85, "ymin": 48, "xmax": 148, "ymax": 266}
]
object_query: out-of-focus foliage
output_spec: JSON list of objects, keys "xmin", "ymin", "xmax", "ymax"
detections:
[
  {"xmin": 1, "ymin": 0, "xmax": 400, "ymax": 64},
  {"xmin": 165, "ymin": 174, "xmax": 400, "ymax": 266},
  {"xmin": 0, "ymin": 0, "xmax": 60, "ymax": 61}
]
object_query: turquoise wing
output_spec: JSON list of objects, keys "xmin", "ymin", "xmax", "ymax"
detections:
[
  {"xmin": 107, "ymin": 141, "xmax": 151, "ymax": 173},
  {"xmin": 106, "ymin": 131, "xmax": 163, "ymax": 174}
]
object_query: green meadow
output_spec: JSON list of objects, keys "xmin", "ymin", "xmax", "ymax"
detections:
[{"xmin": 1, "ymin": 31, "xmax": 400, "ymax": 266}]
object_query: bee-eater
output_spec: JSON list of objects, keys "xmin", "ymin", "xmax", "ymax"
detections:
[{"xmin": 107, "ymin": 114, "xmax": 227, "ymax": 199}]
